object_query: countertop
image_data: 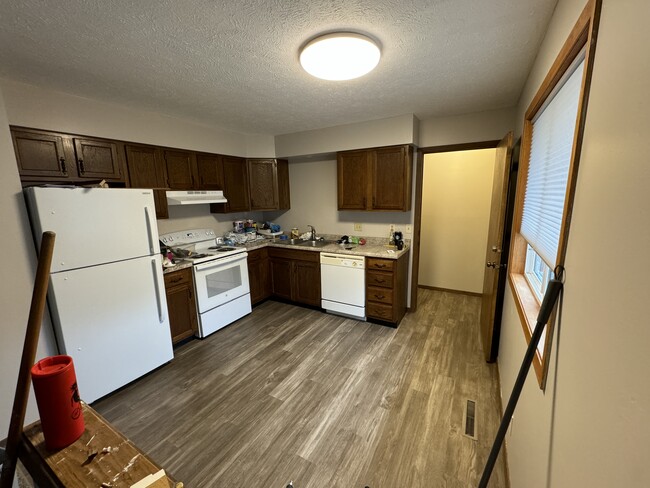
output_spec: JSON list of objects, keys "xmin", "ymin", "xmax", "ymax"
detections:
[{"xmin": 163, "ymin": 236, "xmax": 409, "ymax": 275}]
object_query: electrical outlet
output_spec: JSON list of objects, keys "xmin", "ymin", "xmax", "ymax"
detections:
[
  {"xmin": 354, "ymin": 223, "xmax": 363, "ymax": 232},
  {"xmin": 389, "ymin": 224, "xmax": 395, "ymax": 234}
]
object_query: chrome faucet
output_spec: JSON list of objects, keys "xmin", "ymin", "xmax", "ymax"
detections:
[{"xmin": 308, "ymin": 225, "xmax": 316, "ymax": 241}]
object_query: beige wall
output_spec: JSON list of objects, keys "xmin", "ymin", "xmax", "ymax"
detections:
[
  {"xmin": 419, "ymin": 149, "xmax": 495, "ymax": 293},
  {"xmin": 274, "ymin": 114, "xmax": 418, "ymax": 158},
  {"xmin": 265, "ymin": 158, "xmax": 412, "ymax": 239},
  {"xmin": 418, "ymin": 107, "xmax": 516, "ymax": 148},
  {"xmin": 498, "ymin": 1, "xmax": 650, "ymax": 486},
  {"xmin": 0, "ymin": 88, "xmax": 58, "ymax": 439},
  {"xmin": 0, "ymin": 78, "xmax": 275, "ymax": 158}
]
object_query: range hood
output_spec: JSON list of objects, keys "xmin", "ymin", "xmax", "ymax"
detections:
[{"xmin": 166, "ymin": 190, "xmax": 227, "ymax": 206}]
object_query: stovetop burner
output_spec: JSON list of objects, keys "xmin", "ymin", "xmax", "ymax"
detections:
[{"xmin": 209, "ymin": 246, "xmax": 237, "ymax": 252}]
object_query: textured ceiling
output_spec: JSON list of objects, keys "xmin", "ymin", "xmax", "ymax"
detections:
[{"xmin": 0, "ymin": 0, "xmax": 557, "ymax": 136}]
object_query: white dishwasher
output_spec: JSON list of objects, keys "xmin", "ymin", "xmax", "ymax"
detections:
[{"xmin": 320, "ymin": 253, "xmax": 366, "ymax": 320}]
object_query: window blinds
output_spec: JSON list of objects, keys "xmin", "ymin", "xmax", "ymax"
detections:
[{"xmin": 521, "ymin": 58, "xmax": 585, "ymax": 268}]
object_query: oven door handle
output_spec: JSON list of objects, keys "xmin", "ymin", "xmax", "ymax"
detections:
[{"xmin": 194, "ymin": 252, "xmax": 247, "ymax": 272}]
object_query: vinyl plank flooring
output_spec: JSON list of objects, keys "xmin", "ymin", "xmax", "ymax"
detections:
[{"xmin": 94, "ymin": 290, "xmax": 508, "ymax": 487}]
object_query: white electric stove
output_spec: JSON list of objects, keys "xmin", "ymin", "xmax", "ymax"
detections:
[{"xmin": 160, "ymin": 229, "xmax": 251, "ymax": 338}]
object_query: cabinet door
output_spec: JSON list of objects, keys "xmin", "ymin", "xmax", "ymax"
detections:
[
  {"xmin": 337, "ymin": 150, "xmax": 369, "ymax": 210},
  {"xmin": 12, "ymin": 129, "xmax": 72, "ymax": 179},
  {"xmin": 196, "ymin": 154, "xmax": 223, "ymax": 190},
  {"xmin": 248, "ymin": 159, "xmax": 279, "ymax": 210},
  {"xmin": 270, "ymin": 258, "xmax": 292, "ymax": 301},
  {"xmin": 125, "ymin": 144, "xmax": 166, "ymax": 189},
  {"xmin": 73, "ymin": 137, "xmax": 124, "ymax": 180},
  {"xmin": 276, "ymin": 159, "xmax": 291, "ymax": 210},
  {"xmin": 371, "ymin": 146, "xmax": 411, "ymax": 211},
  {"xmin": 221, "ymin": 156, "xmax": 250, "ymax": 212},
  {"xmin": 164, "ymin": 150, "xmax": 196, "ymax": 189},
  {"xmin": 164, "ymin": 269, "xmax": 198, "ymax": 344},
  {"xmin": 293, "ymin": 260, "xmax": 321, "ymax": 307},
  {"xmin": 248, "ymin": 250, "xmax": 271, "ymax": 305}
]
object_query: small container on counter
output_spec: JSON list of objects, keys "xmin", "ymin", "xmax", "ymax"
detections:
[
  {"xmin": 291, "ymin": 228, "xmax": 300, "ymax": 239},
  {"xmin": 233, "ymin": 220, "xmax": 244, "ymax": 233}
]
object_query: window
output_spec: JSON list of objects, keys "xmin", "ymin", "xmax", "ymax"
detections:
[{"xmin": 508, "ymin": 0, "xmax": 601, "ymax": 388}]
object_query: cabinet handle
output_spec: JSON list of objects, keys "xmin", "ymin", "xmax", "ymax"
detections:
[
  {"xmin": 374, "ymin": 294, "xmax": 385, "ymax": 300},
  {"xmin": 170, "ymin": 277, "xmax": 183, "ymax": 284},
  {"xmin": 374, "ymin": 278, "xmax": 386, "ymax": 283},
  {"xmin": 78, "ymin": 159, "xmax": 85, "ymax": 174},
  {"xmin": 374, "ymin": 263, "xmax": 387, "ymax": 268},
  {"xmin": 59, "ymin": 157, "xmax": 67, "ymax": 174}
]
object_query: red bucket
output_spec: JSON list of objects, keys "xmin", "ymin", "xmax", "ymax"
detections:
[{"xmin": 31, "ymin": 355, "xmax": 85, "ymax": 450}]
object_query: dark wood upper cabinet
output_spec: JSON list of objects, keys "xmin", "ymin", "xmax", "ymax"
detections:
[
  {"xmin": 72, "ymin": 137, "xmax": 124, "ymax": 181},
  {"xmin": 196, "ymin": 153, "xmax": 223, "ymax": 190},
  {"xmin": 125, "ymin": 144, "xmax": 168, "ymax": 219},
  {"xmin": 12, "ymin": 127, "xmax": 128, "ymax": 185},
  {"xmin": 12, "ymin": 129, "xmax": 72, "ymax": 179},
  {"xmin": 337, "ymin": 144, "xmax": 412, "ymax": 211},
  {"xmin": 247, "ymin": 158, "xmax": 290, "ymax": 211},
  {"xmin": 125, "ymin": 144, "xmax": 167, "ymax": 189},
  {"xmin": 248, "ymin": 159, "xmax": 279, "ymax": 210},
  {"xmin": 337, "ymin": 150, "xmax": 370, "ymax": 210},
  {"xmin": 163, "ymin": 149, "xmax": 197, "ymax": 189},
  {"xmin": 211, "ymin": 156, "xmax": 249, "ymax": 213},
  {"xmin": 372, "ymin": 146, "xmax": 412, "ymax": 211}
]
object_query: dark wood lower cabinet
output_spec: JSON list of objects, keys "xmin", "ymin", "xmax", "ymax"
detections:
[
  {"xmin": 248, "ymin": 247, "xmax": 271, "ymax": 305},
  {"xmin": 164, "ymin": 268, "xmax": 198, "ymax": 344},
  {"xmin": 365, "ymin": 252, "xmax": 410, "ymax": 326},
  {"xmin": 268, "ymin": 248, "xmax": 321, "ymax": 307}
]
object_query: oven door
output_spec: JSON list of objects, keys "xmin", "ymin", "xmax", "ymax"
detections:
[{"xmin": 193, "ymin": 253, "xmax": 250, "ymax": 313}]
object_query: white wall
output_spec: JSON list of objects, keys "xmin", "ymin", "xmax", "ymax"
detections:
[
  {"xmin": 0, "ymin": 88, "xmax": 58, "ymax": 439},
  {"xmin": 0, "ymin": 78, "xmax": 275, "ymax": 157},
  {"xmin": 498, "ymin": 1, "xmax": 650, "ymax": 487},
  {"xmin": 419, "ymin": 149, "xmax": 495, "ymax": 293}
]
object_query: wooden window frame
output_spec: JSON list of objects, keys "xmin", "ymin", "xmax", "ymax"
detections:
[{"xmin": 508, "ymin": 0, "xmax": 601, "ymax": 389}]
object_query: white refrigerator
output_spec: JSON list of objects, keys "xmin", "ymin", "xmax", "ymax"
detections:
[{"xmin": 24, "ymin": 187, "xmax": 174, "ymax": 403}]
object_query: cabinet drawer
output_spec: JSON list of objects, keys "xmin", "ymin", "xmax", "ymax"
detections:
[
  {"xmin": 247, "ymin": 247, "xmax": 268, "ymax": 262},
  {"xmin": 268, "ymin": 247, "xmax": 319, "ymax": 263},
  {"xmin": 367, "ymin": 302, "xmax": 394, "ymax": 321},
  {"xmin": 164, "ymin": 268, "xmax": 192, "ymax": 288},
  {"xmin": 367, "ymin": 270, "xmax": 393, "ymax": 288},
  {"xmin": 367, "ymin": 258, "xmax": 394, "ymax": 271},
  {"xmin": 367, "ymin": 286, "xmax": 393, "ymax": 305}
]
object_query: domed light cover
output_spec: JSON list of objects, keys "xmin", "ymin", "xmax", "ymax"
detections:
[{"xmin": 300, "ymin": 32, "xmax": 381, "ymax": 81}]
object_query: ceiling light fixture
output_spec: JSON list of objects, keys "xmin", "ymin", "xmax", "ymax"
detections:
[{"xmin": 299, "ymin": 32, "xmax": 381, "ymax": 81}]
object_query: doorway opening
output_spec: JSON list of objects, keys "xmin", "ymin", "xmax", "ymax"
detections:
[{"xmin": 418, "ymin": 148, "xmax": 497, "ymax": 296}]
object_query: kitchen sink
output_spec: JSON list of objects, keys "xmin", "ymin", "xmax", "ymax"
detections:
[{"xmin": 297, "ymin": 239, "xmax": 332, "ymax": 248}]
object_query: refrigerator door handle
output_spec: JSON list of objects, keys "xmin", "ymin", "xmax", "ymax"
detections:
[
  {"xmin": 144, "ymin": 206, "xmax": 156, "ymax": 254},
  {"xmin": 151, "ymin": 258, "xmax": 165, "ymax": 323}
]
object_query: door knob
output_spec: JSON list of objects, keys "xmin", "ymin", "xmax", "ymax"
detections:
[
  {"xmin": 486, "ymin": 261, "xmax": 495, "ymax": 268},
  {"xmin": 491, "ymin": 245, "xmax": 503, "ymax": 253}
]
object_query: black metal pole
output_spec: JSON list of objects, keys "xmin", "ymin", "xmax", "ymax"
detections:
[{"xmin": 478, "ymin": 278, "xmax": 563, "ymax": 488}]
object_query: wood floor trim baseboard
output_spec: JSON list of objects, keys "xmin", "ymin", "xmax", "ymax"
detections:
[{"xmin": 418, "ymin": 284, "xmax": 483, "ymax": 298}]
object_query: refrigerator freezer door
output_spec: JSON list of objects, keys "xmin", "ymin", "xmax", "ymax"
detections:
[
  {"xmin": 25, "ymin": 187, "xmax": 160, "ymax": 272},
  {"xmin": 48, "ymin": 254, "xmax": 173, "ymax": 403}
]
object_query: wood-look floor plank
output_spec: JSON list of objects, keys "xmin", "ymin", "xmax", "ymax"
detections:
[{"xmin": 94, "ymin": 290, "xmax": 508, "ymax": 487}]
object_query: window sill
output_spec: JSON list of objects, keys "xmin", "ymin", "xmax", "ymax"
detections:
[{"xmin": 508, "ymin": 272, "xmax": 546, "ymax": 388}]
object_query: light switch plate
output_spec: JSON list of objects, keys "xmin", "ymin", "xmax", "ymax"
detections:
[
  {"xmin": 354, "ymin": 223, "xmax": 363, "ymax": 231},
  {"xmin": 405, "ymin": 225, "xmax": 413, "ymax": 234}
]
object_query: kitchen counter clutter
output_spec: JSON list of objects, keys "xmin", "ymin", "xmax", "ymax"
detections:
[{"xmin": 243, "ymin": 236, "xmax": 410, "ymax": 260}]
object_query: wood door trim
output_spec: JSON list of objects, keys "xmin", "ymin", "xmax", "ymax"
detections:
[{"xmin": 410, "ymin": 139, "xmax": 503, "ymax": 313}]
